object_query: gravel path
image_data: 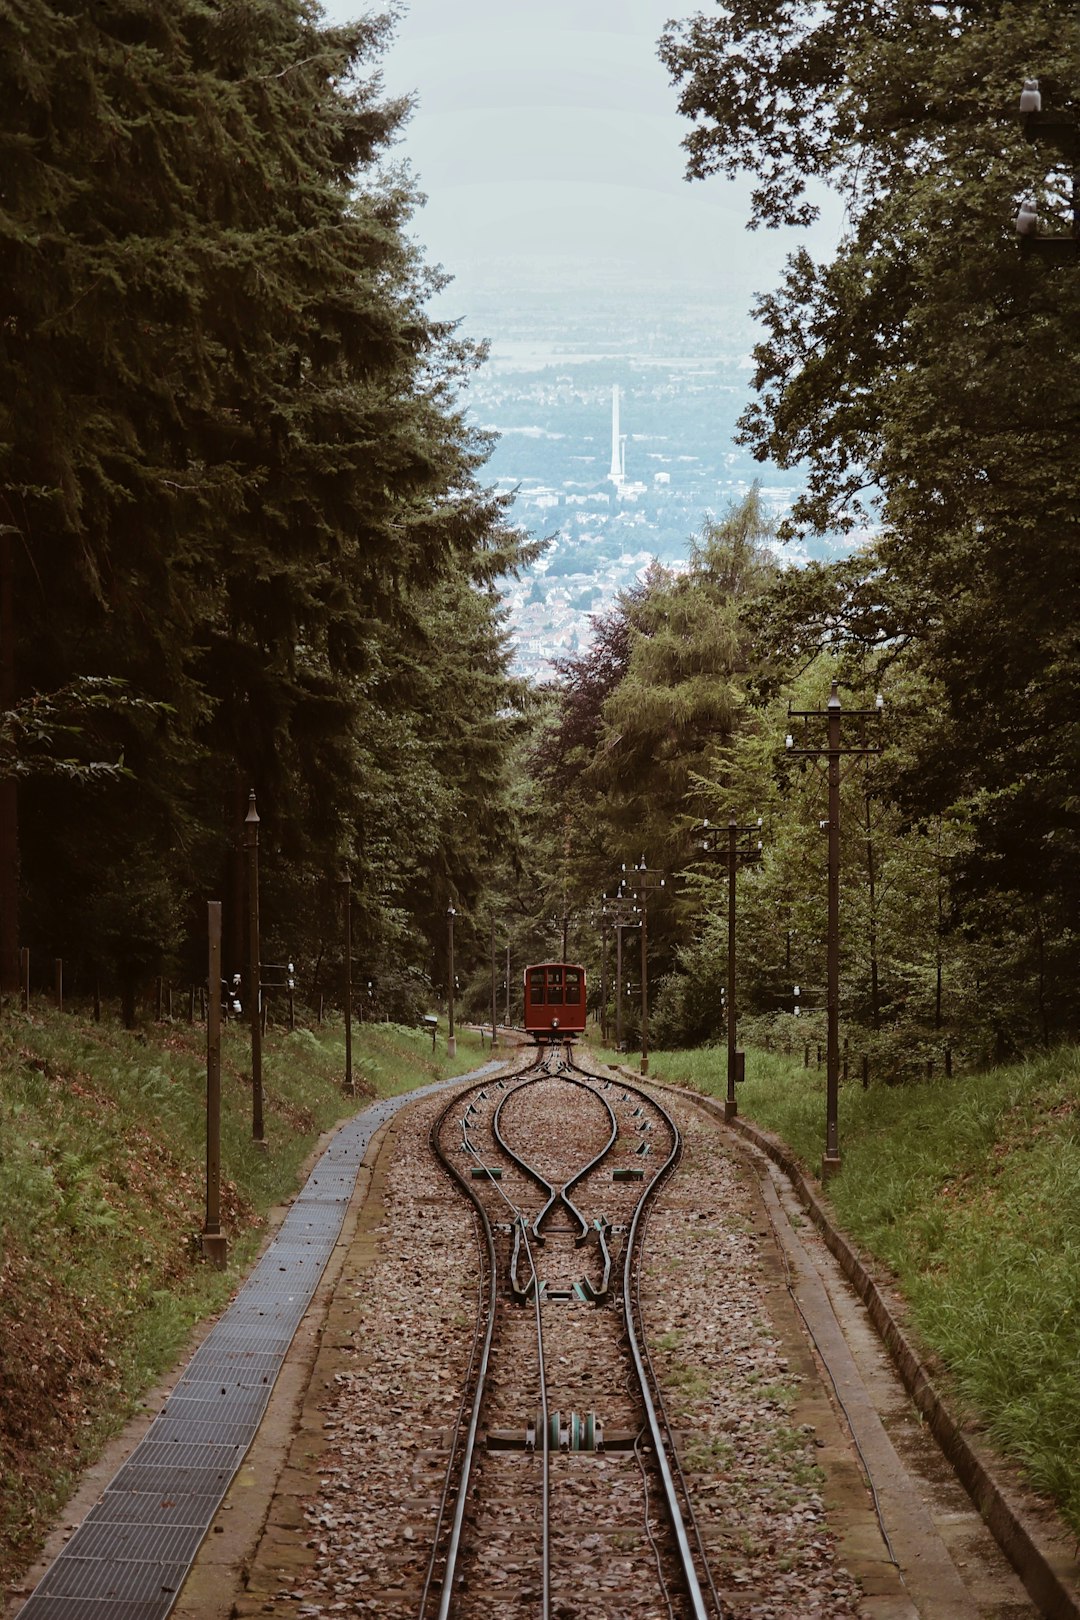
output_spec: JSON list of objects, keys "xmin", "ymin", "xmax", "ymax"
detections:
[
  {"xmin": 640, "ymin": 1090, "xmax": 865, "ymax": 1618},
  {"xmin": 279, "ymin": 1061, "xmax": 874, "ymax": 1617}
]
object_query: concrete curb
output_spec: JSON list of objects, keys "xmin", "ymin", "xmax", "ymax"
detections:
[{"xmin": 629, "ymin": 1071, "xmax": 1080, "ymax": 1620}]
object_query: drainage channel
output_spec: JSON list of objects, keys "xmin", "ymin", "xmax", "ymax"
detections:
[{"xmin": 15, "ymin": 1060, "xmax": 507, "ymax": 1620}]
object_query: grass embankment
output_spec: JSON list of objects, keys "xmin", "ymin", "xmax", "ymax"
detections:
[
  {"xmin": 636, "ymin": 1040, "xmax": 1080, "ymax": 1535},
  {"xmin": 0, "ymin": 1007, "xmax": 488, "ymax": 1583}
]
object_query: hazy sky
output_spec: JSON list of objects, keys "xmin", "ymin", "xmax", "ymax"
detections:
[{"xmin": 319, "ymin": 0, "xmax": 840, "ymax": 312}]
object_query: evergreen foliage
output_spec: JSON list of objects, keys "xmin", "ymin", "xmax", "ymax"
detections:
[
  {"xmin": 0, "ymin": 1, "xmax": 534, "ymax": 1006},
  {"xmin": 636, "ymin": 0, "xmax": 1080, "ymax": 1050}
]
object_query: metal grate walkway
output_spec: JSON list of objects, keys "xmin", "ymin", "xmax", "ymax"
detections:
[{"xmin": 16, "ymin": 1060, "xmax": 505, "ymax": 1620}]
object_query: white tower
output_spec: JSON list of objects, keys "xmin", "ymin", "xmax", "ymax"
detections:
[{"xmin": 608, "ymin": 383, "xmax": 625, "ymax": 486}]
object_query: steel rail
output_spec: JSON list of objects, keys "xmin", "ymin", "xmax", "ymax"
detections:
[
  {"xmin": 492, "ymin": 1077, "xmax": 558, "ymax": 1205},
  {"xmin": 576, "ymin": 1055, "xmax": 726, "ymax": 1614},
  {"xmin": 493, "ymin": 1058, "xmax": 617, "ymax": 1245},
  {"xmin": 571, "ymin": 1057, "xmax": 718, "ymax": 1620},
  {"xmin": 632, "ymin": 1155, "xmax": 729, "ymax": 1620},
  {"xmin": 425, "ymin": 1062, "xmax": 555, "ymax": 1620},
  {"xmin": 419, "ymin": 1086, "xmax": 501, "ymax": 1620},
  {"xmin": 526, "ymin": 1205, "xmax": 553, "ymax": 1620}
]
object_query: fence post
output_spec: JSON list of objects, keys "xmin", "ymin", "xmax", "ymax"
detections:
[
  {"xmin": 861, "ymin": 1054, "xmax": 869, "ymax": 1089},
  {"xmin": 19, "ymin": 946, "xmax": 29, "ymax": 1013},
  {"xmin": 54, "ymin": 957, "xmax": 63, "ymax": 1012},
  {"xmin": 945, "ymin": 1047, "xmax": 953, "ymax": 1078}
]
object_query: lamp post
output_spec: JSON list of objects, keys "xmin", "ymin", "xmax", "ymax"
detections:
[
  {"xmin": 624, "ymin": 857, "xmax": 665, "ymax": 1076},
  {"xmin": 786, "ymin": 682, "xmax": 883, "ymax": 1179},
  {"xmin": 341, "ymin": 870, "xmax": 354, "ymax": 1096},
  {"xmin": 244, "ymin": 789, "xmax": 265, "ymax": 1147},
  {"xmin": 696, "ymin": 815, "xmax": 763, "ymax": 1120},
  {"xmin": 447, "ymin": 905, "xmax": 457, "ymax": 1058}
]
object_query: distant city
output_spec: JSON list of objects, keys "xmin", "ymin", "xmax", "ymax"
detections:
[{"xmin": 452, "ymin": 264, "xmax": 863, "ymax": 682}]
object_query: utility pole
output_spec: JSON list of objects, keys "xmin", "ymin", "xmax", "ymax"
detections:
[
  {"xmin": 603, "ymin": 884, "xmax": 639, "ymax": 1051},
  {"xmin": 696, "ymin": 816, "xmax": 763, "ymax": 1120},
  {"xmin": 865, "ymin": 794, "xmax": 880, "ymax": 1030},
  {"xmin": 244, "ymin": 790, "xmax": 265, "ymax": 1148},
  {"xmin": 490, "ymin": 913, "xmax": 498, "ymax": 1045},
  {"xmin": 786, "ymin": 682, "xmax": 883, "ymax": 1180},
  {"xmin": 201, "ymin": 902, "xmax": 228, "ymax": 1267},
  {"xmin": 1016, "ymin": 79, "xmax": 1080, "ymax": 259},
  {"xmin": 624, "ymin": 857, "xmax": 665, "ymax": 1076},
  {"xmin": 341, "ymin": 870, "xmax": 354, "ymax": 1096},
  {"xmin": 447, "ymin": 905, "xmax": 457, "ymax": 1058},
  {"xmin": 0, "ymin": 524, "xmax": 18, "ymax": 995},
  {"xmin": 599, "ymin": 908, "xmax": 608, "ymax": 1043}
]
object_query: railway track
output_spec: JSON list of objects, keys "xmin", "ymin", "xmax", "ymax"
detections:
[
  {"xmin": 14, "ymin": 1043, "xmax": 1053, "ymax": 1620},
  {"xmin": 420, "ymin": 1042, "xmax": 725, "ymax": 1620}
]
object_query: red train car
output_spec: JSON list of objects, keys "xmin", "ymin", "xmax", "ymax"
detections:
[{"xmin": 523, "ymin": 962, "xmax": 587, "ymax": 1039}]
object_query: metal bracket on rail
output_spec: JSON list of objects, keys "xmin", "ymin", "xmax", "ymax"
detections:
[
  {"xmin": 531, "ymin": 1184, "xmax": 590, "ymax": 1247},
  {"xmin": 509, "ymin": 1217, "xmax": 536, "ymax": 1304},
  {"xmin": 575, "ymin": 1217, "xmax": 613, "ymax": 1304},
  {"xmin": 488, "ymin": 1410, "xmax": 615, "ymax": 1453}
]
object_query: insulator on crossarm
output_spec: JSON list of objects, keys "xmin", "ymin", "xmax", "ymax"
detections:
[{"xmin": 1020, "ymin": 78, "xmax": 1042, "ymax": 114}]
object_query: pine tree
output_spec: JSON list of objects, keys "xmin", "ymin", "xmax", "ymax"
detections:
[{"xmin": 1, "ymin": 0, "xmax": 531, "ymax": 1001}]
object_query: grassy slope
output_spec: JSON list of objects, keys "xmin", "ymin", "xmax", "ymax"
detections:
[
  {"xmin": 0, "ymin": 1007, "xmax": 489, "ymax": 1582},
  {"xmin": 628, "ymin": 1039, "xmax": 1080, "ymax": 1534}
]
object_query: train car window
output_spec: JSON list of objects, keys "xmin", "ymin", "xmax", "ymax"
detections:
[
  {"xmin": 528, "ymin": 969, "xmax": 544, "ymax": 1001},
  {"xmin": 547, "ymin": 966, "xmax": 564, "ymax": 1004},
  {"xmin": 565, "ymin": 970, "xmax": 581, "ymax": 1004}
]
